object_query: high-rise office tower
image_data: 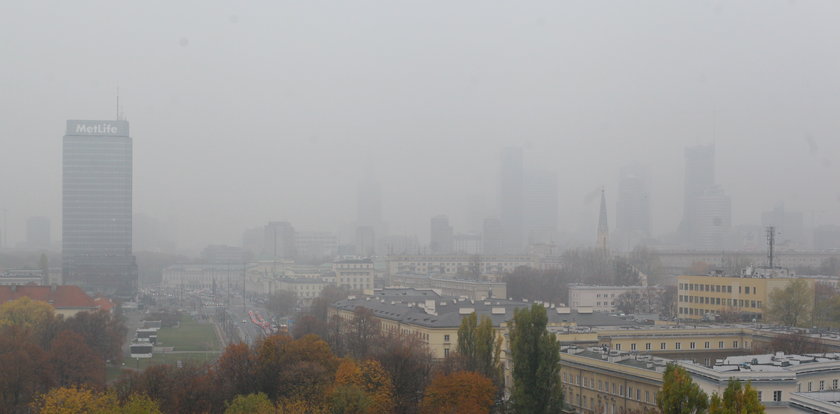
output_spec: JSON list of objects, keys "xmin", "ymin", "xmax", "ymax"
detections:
[
  {"xmin": 679, "ymin": 144, "xmax": 731, "ymax": 249},
  {"xmin": 429, "ymin": 215, "xmax": 453, "ymax": 254},
  {"xmin": 262, "ymin": 221, "xmax": 297, "ymax": 260},
  {"xmin": 63, "ymin": 120, "xmax": 136, "ymax": 297},
  {"xmin": 26, "ymin": 216, "xmax": 51, "ymax": 250},
  {"xmin": 499, "ymin": 147, "xmax": 525, "ymax": 253},
  {"xmin": 761, "ymin": 204, "xmax": 805, "ymax": 249},
  {"xmin": 615, "ymin": 165, "xmax": 650, "ymax": 251},
  {"xmin": 525, "ymin": 170, "xmax": 559, "ymax": 244},
  {"xmin": 356, "ymin": 176, "xmax": 386, "ymax": 255}
]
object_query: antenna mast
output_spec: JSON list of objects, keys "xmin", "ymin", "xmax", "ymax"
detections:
[{"xmin": 766, "ymin": 226, "xmax": 776, "ymax": 268}]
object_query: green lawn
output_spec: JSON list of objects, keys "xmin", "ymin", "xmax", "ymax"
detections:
[
  {"xmin": 155, "ymin": 314, "xmax": 221, "ymax": 352},
  {"xmin": 129, "ymin": 351, "xmax": 221, "ymax": 370}
]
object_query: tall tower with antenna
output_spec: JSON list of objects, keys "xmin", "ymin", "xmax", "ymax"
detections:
[{"xmin": 767, "ymin": 226, "xmax": 776, "ymax": 268}]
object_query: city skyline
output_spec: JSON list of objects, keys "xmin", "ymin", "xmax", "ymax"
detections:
[{"xmin": 2, "ymin": 2, "xmax": 840, "ymax": 252}]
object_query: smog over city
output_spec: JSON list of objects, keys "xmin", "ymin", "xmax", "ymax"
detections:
[{"xmin": 2, "ymin": 2, "xmax": 840, "ymax": 414}]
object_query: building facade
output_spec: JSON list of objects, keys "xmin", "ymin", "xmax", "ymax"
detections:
[
  {"xmin": 333, "ymin": 259, "xmax": 375, "ymax": 292},
  {"xmin": 676, "ymin": 273, "xmax": 816, "ymax": 321},
  {"xmin": 62, "ymin": 120, "xmax": 136, "ymax": 297},
  {"xmin": 567, "ymin": 284, "xmax": 650, "ymax": 313}
]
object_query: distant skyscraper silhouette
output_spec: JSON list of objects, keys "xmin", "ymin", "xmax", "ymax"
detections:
[
  {"xmin": 615, "ymin": 165, "xmax": 650, "ymax": 251},
  {"xmin": 429, "ymin": 215, "xmax": 453, "ymax": 254},
  {"xmin": 482, "ymin": 218, "xmax": 504, "ymax": 255},
  {"xmin": 679, "ymin": 144, "xmax": 731, "ymax": 249},
  {"xmin": 499, "ymin": 147, "xmax": 525, "ymax": 253},
  {"xmin": 62, "ymin": 120, "xmax": 136, "ymax": 297}
]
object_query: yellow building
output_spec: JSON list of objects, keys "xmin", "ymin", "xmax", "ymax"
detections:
[
  {"xmin": 676, "ymin": 272, "xmax": 815, "ymax": 321},
  {"xmin": 560, "ymin": 347, "xmax": 664, "ymax": 414}
]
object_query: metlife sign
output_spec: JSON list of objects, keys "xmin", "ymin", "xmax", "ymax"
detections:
[{"xmin": 66, "ymin": 120, "xmax": 129, "ymax": 137}]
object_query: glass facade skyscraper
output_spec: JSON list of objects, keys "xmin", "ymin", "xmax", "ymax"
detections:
[{"xmin": 62, "ymin": 120, "xmax": 136, "ymax": 297}]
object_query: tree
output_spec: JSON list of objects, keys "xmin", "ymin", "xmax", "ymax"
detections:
[
  {"xmin": 0, "ymin": 326, "xmax": 52, "ymax": 410},
  {"xmin": 31, "ymin": 386, "xmax": 118, "ymax": 414},
  {"xmin": 61, "ymin": 310, "xmax": 127, "ymax": 363},
  {"xmin": 225, "ymin": 393, "xmax": 275, "ymax": 414},
  {"xmin": 216, "ymin": 342, "xmax": 257, "ymax": 399},
  {"xmin": 709, "ymin": 379, "xmax": 764, "ymax": 414},
  {"xmin": 656, "ymin": 363, "xmax": 709, "ymax": 414},
  {"xmin": 373, "ymin": 333, "xmax": 433, "ymax": 414},
  {"xmin": 456, "ymin": 313, "xmax": 502, "ymax": 384},
  {"xmin": 331, "ymin": 359, "xmax": 395, "ymax": 414},
  {"xmin": 0, "ymin": 296, "xmax": 56, "ymax": 335},
  {"xmin": 267, "ymin": 290, "xmax": 298, "ymax": 319},
  {"xmin": 766, "ymin": 279, "xmax": 813, "ymax": 327},
  {"xmin": 615, "ymin": 290, "xmax": 643, "ymax": 315},
  {"xmin": 48, "ymin": 330, "xmax": 105, "ymax": 387},
  {"xmin": 420, "ymin": 371, "xmax": 496, "ymax": 414},
  {"xmin": 509, "ymin": 304, "xmax": 562, "ymax": 414},
  {"xmin": 766, "ymin": 331, "xmax": 826, "ymax": 354},
  {"xmin": 32, "ymin": 386, "xmax": 163, "ymax": 414},
  {"xmin": 347, "ymin": 307, "xmax": 380, "ymax": 360}
]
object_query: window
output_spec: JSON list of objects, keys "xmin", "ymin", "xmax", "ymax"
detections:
[
  {"xmin": 645, "ymin": 390, "xmax": 650, "ymax": 403},
  {"xmin": 833, "ymin": 379, "xmax": 838, "ymax": 389},
  {"xmin": 631, "ymin": 343, "xmax": 636, "ymax": 351},
  {"xmin": 645, "ymin": 343, "xmax": 651, "ymax": 350},
  {"xmin": 757, "ymin": 391, "xmax": 762, "ymax": 401},
  {"xmin": 704, "ymin": 341, "xmax": 710, "ymax": 349},
  {"xmin": 733, "ymin": 340, "xmax": 739, "ymax": 348},
  {"xmin": 444, "ymin": 348, "xmax": 449, "ymax": 357},
  {"xmin": 719, "ymin": 341, "xmax": 724, "ymax": 348},
  {"xmin": 676, "ymin": 342, "xmax": 681, "ymax": 350},
  {"xmin": 444, "ymin": 334, "xmax": 450, "ymax": 342},
  {"xmin": 808, "ymin": 382, "xmax": 812, "ymax": 391},
  {"xmin": 820, "ymin": 380, "xmax": 825, "ymax": 391},
  {"xmin": 615, "ymin": 344, "xmax": 621, "ymax": 351},
  {"xmin": 612, "ymin": 383, "xmax": 616, "ymax": 394},
  {"xmin": 628, "ymin": 387, "xmax": 633, "ymax": 399},
  {"xmin": 773, "ymin": 391, "xmax": 782, "ymax": 402},
  {"xmin": 660, "ymin": 342, "xmax": 666, "ymax": 350},
  {"xmin": 598, "ymin": 380, "xmax": 603, "ymax": 391},
  {"xmin": 690, "ymin": 342, "xmax": 696, "ymax": 349}
]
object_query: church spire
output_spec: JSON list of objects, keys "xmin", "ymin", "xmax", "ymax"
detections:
[{"xmin": 597, "ymin": 188, "xmax": 609, "ymax": 253}]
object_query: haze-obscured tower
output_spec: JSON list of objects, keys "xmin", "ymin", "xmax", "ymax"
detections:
[
  {"xmin": 525, "ymin": 170, "xmax": 559, "ymax": 244},
  {"xmin": 356, "ymin": 176, "xmax": 386, "ymax": 255},
  {"xmin": 62, "ymin": 120, "xmax": 136, "ymax": 297},
  {"xmin": 429, "ymin": 215, "xmax": 453, "ymax": 254},
  {"xmin": 596, "ymin": 189, "xmax": 609, "ymax": 253},
  {"xmin": 499, "ymin": 147, "xmax": 525, "ymax": 253},
  {"xmin": 615, "ymin": 165, "xmax": 650, "ymax": 251},
  {"xmin": 679, "ymin": 144, "xmax": 731, "ymax": 249}
]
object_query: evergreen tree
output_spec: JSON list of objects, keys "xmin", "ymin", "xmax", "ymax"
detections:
[
  {"xmin": 656, "ymin": 363, "xmax": 709, "ymax": 414},
  {"xmin": 509, "ymin": 304, "xmax": 562, "ymax": 413}
]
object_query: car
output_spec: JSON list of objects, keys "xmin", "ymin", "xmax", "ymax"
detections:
[{"xmin": 242, "ymin": 319, "xmax": 247, "ymax": 323}]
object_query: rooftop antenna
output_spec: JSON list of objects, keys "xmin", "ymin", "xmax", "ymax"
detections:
[
  {"xmin": 116, "ymin": 85, "xmax": 120, "ymax": 120},
  {"xmin": 767, "ymin": 226, "xmax": 776, "ymax": 268}
]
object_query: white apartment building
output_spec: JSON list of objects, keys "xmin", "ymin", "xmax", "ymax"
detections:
[{"xmin": 567, "ymin": 284, "xmax": 648, "ymax": 312}]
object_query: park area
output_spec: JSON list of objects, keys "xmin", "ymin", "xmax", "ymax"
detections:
[{"xmin": 128, "ymin": 313, "xmax": 223, "ymax": 370}]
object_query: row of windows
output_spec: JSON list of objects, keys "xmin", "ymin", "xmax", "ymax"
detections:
[
  {"xmin": 562, "ymin": 373, "xmax": 656, "ymax": 403},
  {"xmin": 613, "ymin": 340, "xmax": 742, "ymax": 351},
  {"xmin": 679, "ymin": 296, "xmax": 763, "ymax": 308},
  {"xmin": 800, "ymin": 379, "xmax": 840, "ymax": 392},
  {"xmin": 679, "ymin": 282, "xmax": 758, "ymax": 295}
]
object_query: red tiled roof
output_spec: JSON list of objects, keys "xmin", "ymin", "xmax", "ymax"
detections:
[{"xmin": 0, "ymin": 285, "xmax": 98, "ymax": 309}]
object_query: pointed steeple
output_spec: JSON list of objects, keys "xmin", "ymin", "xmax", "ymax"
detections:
[{"xmin": 597, "ymin": 188, "xmax": 609, "ymax": 252}]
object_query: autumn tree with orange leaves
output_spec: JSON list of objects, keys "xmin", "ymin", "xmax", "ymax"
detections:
[{"xmin": 420, "ymin": 371, "xmax": 496, "ymax": 414}]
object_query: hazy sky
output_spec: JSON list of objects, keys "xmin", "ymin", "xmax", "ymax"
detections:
[{"xmin": 2, "ymin": 1, "xmax": 840, "ymax": 251}]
